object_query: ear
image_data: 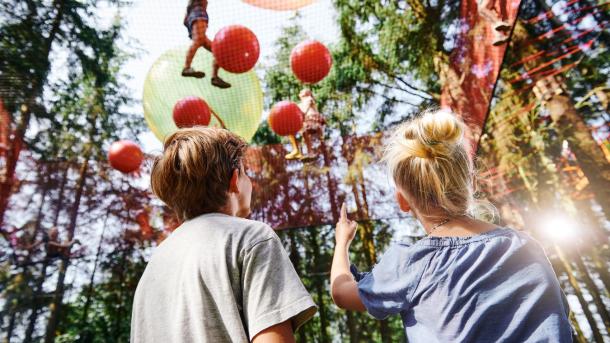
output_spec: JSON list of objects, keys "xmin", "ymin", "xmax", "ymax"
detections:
[
  {"xmin": 395, "ymin": 190, "xmax": 411, "ymax": 213},
  {"xmin": 228, "ymin": 169, "xmax": 240, "ymax": 193}
]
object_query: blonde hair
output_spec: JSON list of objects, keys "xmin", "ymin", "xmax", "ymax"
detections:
[
  {"xmin": 384, "ymin": 109, "xmax": 485, "ymax": 219},
  {"xmin": 151, "ymin": 127, "xmax": 248, "ymax": 221}
]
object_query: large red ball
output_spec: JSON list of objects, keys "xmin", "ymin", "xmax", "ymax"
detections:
[
  {"xmin": 212, "ymin": 25, "xmax": 260, "ymax": 74},
  {"xmin": 108, "ymin": 140, "xmax": 143, "ymax": 174},
  {"xmin": 268, "ymin": 101, "xmax": 303, "ymax": 137},
  {"xmin": 290, "ymin": 40, "xmax": 332, "ymax": 84},
  {"xmin": 173, "ymin": 96, "xmax": 211, "ymax": 128}
]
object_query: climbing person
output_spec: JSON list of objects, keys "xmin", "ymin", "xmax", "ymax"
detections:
[
  {"xmin": 478, "ymin": 0, "xmax": 512, "ymax": 46},
  {"xmin": 298, "ymin": 88, "xmax": 326, "ymax": 161},
  {"xmin": 182, "ymin": 0, "xmax": 231, "ymax": 88}
]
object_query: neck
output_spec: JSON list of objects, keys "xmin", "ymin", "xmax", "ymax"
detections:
[
  {"xmin": 414, "ymin": 208, "xmax": 497, "ymax": 237},
  {"xmin": 410, "ymin": 207, "xmax": 450, "ymax": 233},
  {"xmin": 217, "ymin": 198, "xmax": 236, "ymax": 217}
]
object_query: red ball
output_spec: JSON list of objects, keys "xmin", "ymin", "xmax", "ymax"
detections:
[
  {"xmin": 212, "ymin": 25, "xmax": 260, "ymax": 74},
  {"xmin": 173, "ymin": 96, "xmax": 211, "ymax": 128},
  {"xmin": 108, "ymin": 140, "xmax": 143, "ymax": 174},
  {"xmin": 290, "ymin": 40, "xmax": 332, "ymax": 84},
  {"xmin": 268, "ymin": 101, "xmax": 303, "ymax": 137}
]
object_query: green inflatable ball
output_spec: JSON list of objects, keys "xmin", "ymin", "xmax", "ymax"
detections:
[{"xmin": 143, "ymin": 47, "xmax": 263, "ymax": 143}]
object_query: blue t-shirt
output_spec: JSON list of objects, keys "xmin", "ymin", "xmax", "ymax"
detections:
[{"xmin": 351, "ymin": 228, "xmax": 572, "ymax": 342}]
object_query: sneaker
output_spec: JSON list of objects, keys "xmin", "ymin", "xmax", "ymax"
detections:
[
  {"xmin": 285, "ymin": 150, "xmax": 304, "ymax": 160},
  {"xmin": 494, "ymin": 21, "xmax": 511, "ymax": 32},
  {"xmin": 492, "ymin": 31, "xmax": 510, "ymax": 46},
  {"xmin": 299, "ymin": 154, "xmax": 317, "ymax": 163},
  {"xmin": 182, "ymin": 67, "xmax": 205, "ymax": 78},
  {"xmin": 211, "ymin": 77, "xmax": 231, "ymax": 89}
]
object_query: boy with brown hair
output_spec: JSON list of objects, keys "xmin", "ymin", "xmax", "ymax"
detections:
[{"xmin": 131, "ymin": 127, "xmax": 316, "ymax": 342}]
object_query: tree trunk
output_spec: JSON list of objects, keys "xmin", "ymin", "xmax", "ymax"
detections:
[
  {"xmin": 568, "ymin": 310, "xmax": 587, "ymax": 343},
  {"xmin": 308, "ymin": 227, "xmax": 330, "ymax": 343},
  {"xmin": 320, "ymin": 139, "xmax": 340, "ymax": 223},
  {"xmin": 553, "ymin": 258, "xmax": 588, "ymax": 343},
  {"xmin": 6, "ymin": 309, "xmax": 17, "ymax": 343},
  {"xmin": 554, "ymin": 244, "xmax": 605, "ymax": 343},
  {"xmin": 572, "ymin": 254, "xmax": 610, "ymax": 334},
  {"xmin": 345, "ymin": 311, "xmax": 359, "ymax": 343},
  {"xmin": 287, "ymin": 231, "xmax": 307, "ymax": 343},
  {"xmin": 3, "ymin": 164, "xmax": 50, "ymax": 343},
  {"xmin": 24, "ymin": 164, "xmax": 58, "ymax": 342},
  {"xmin": 545, "ymin": 94, "xmax": 610, "ymax": 219},
  {"xmin": 588, "ymin": 249, "xmax": 610, "ymax": 297},
  {"xmin": 112, "ymin": 249, "xmax": 129, "ymax": 342},
  {"xmin": 44, "ymin": 157, "xmax": 89, "ymax": 343},
  {"xmin": 572, "ymin": 199, "xmax": 610, "ymax": 295},
  {"xmin": 78, "ymin": 212, "xmax": 110, "ymax": 341},
  {"xmin": 0, "ymin": 0, "xmax": 66, "ymax": 228}
]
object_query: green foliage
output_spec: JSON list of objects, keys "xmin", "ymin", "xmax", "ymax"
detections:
[
  {"xmin": 29, "ymin": 19, "xmax": 143, "ymax": 162},
  {"xmin": 251, "ymin": 121, "xmax": 282, "ymax": 146},
  {"xmin": 332, "ymin": 0, "xmax": 459, "ymax": 100},
  {"xmin": 0, "ymin": 0, "xmax": 144, "ymax": 162},
  {"xmin": 55, "ymin": 242, "xmax": 146, "ymax": 342},
  {"xmin": 262, "ymin": 17, "xmax": 309, "ymax": 104}
]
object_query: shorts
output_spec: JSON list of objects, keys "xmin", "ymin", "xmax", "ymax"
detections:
[
  {"xmin": 303, "ymin": 113, "xmax": 325, "ymax": 133},
  {"xmin": 185, "ymin": 6, "xmax": 209, "ymax": 39}
]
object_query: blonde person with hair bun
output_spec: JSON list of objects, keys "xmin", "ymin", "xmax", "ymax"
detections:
[{"xmin": 330, "ymin": 110, "xmax": 572, "ymax": 342}]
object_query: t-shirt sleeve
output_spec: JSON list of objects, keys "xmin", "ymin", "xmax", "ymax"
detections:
[
  {"xmin": 242, "ymin": 233, "xmax": 317, "ymax": 340},
  {"xmin": 354, "ymin": 244, "xmax": 425, "ymax": 320}
]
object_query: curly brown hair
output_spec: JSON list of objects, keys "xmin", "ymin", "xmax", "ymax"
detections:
[{"xmin": 151, "ymin": 127, "xmax": 248, "ymax": 221}]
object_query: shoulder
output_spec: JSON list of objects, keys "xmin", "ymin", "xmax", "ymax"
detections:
[
  {"xmin": 221, "ymin": 216, "xmax": 279, "ymax": 251},
  {"xmin": 394, "ymin": 238, "xmax": 438, "ymax": 258},
  {"xmin": 505, "ymin": 227, "xmax": 554, "ymax": 263},
  {"xmin": 486, "ymin": 227, "xmax": 548, "ymax": 256},
  {"xmin": 177, "ymin": 214, "xmax": 277, "ymax": 250},
  {"xmin": 375, "ymin": 239, "xmax": 437, "ymax": 272},
  {"xmin": 234, "ymin": 217, "xmax": 278, "ymax": 251}
]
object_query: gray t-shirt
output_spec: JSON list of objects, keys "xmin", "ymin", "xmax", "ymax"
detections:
[{"xmin": 131, "ymin": 213, "xmax": 316, "ymax": 342}]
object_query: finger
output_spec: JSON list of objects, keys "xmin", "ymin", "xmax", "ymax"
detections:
[{"xmin": 340, "ymin": 202, "xmax": 348, "ymax": 222}]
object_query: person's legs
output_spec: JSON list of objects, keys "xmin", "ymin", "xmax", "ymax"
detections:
[
  {"xmin": 478, "ymin": 0, "xmax": 511, "ymax": 45},
  {"xmin": 211, "ymin": 59, "xmax": 231, "ymax": 89},
  {"xmin": 285, "ymin": 135, "xmax": 304, "ymax": 160},
  {"xmin": 184, "ymin": 19, "xmax": 231, "ymax": 88},
  {"xmin": 200, "ymin": 29, "xmax": 213, "ymax": 53},
  {"xmin": 303, "ymin": 131, "xmax": 314, "ymax": 155},
  {"xmin": 183, "ymin": 20, "xmax": 207, "ymax": 78},
  {"xmin": 298, "ymin": 129, "xmax": 320, "ymax": 162},
  {"xmin": 498, "ymin": 0, "xmax": 508, "ymax": 22},
  {"xmin": 479, "ymin": 0, "xmax": 510, "ymax": 31}
]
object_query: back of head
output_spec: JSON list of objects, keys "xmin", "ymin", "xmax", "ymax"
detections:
[
  {"xmin": 151, "ymin": 127, "xmax": 248, "ymax": 222},
  {"xmin": 384, "ymin": 109, "xmax": 476, "ymax": 218}
]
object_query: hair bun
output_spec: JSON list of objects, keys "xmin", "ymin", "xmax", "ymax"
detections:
[{"xmin": 417, "ymin": 109, "xmax": 464, "ymax": 158}]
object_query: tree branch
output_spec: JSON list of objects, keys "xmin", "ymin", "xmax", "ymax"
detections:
[
  {"xmin": 376, "ymin": 80, "xmax": 435, "ymax": 101},
  {"xmin": 356, "ymin": 86, "xmax": 420, "ymax": 107}
]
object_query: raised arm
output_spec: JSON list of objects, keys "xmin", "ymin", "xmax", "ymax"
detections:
[{"xmin": 330, "ymin": 203, "xmax": 365, "ymax": 311}]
